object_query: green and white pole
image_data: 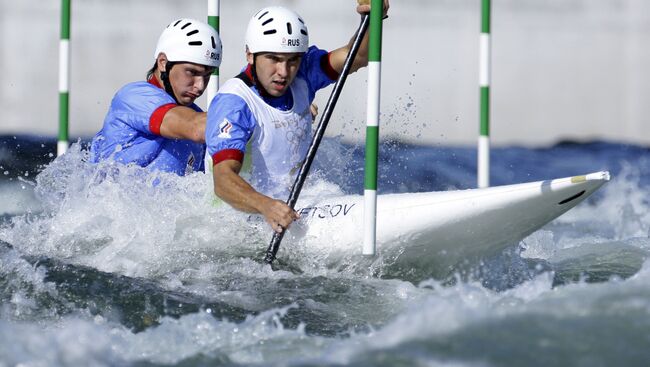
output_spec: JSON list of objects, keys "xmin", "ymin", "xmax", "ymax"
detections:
[
  {"xmin": 478, "ymin": 0, "xmax": 491, "ymax": 188},
  {"xmin": 363, "ymin": 0, "xmax": 383, "ymax": 256},
  {"xmin": 58, "ymin": 0, "xmax": 71, "ymax": 156},
  {"xmin": 207, "ymin": 0, "xmax": 220, "ymax": 106},
  {"xmin": 205, "ymin": 0, "xmax": 220, "ymax": 170}
]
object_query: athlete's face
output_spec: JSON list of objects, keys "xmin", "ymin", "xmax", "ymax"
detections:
[
  {"xmin": 247, "ymin": 52, "xmax": 302, "ymax": 97},
  {"xmin": 167, "ymin": 62, "xmax": 214, "ymax": 106}
]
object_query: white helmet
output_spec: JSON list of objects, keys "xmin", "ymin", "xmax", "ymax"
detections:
[
  {"xmin": 245, "ymin": 7, "xmax": 309, "ymax": 54},
  {"xmin": 154, "ymin": 18, "xmax": 222, "ymax": 67}
]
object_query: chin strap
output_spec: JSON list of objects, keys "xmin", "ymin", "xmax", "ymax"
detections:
[
  {"xmin": 250, "ymin": 55, "xmax": 271, "ymax": 97},
  {"xmin": 160, "ymin": 62, "xmax": 180, "ymax": 104}
]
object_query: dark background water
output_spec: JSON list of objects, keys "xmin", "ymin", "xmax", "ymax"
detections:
[
  {"xmin": 3, "ymin": 134, "xmax": 646, "ymax": 190},
  {"xmin": 1, "ymin": 135, "xmax": 644, "ymax": 253}
]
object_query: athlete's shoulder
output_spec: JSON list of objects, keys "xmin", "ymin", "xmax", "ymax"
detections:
[
  {"xmin": 303, "ymin": 45, "xmax": 329, "ymax": 65},
  {"xmin": 212, "ymin": 80, "xmax": 253, "ymax": 111},
  {"xmin": 306, "ymin": 45, "xmax": 328, "ymax": 56},
  {"xmin": 299, "ymin": 46, "xmax": 330, "ymax": 74},
  {"xmin": 218, "ymin": 77, "xmax": 250, "ymax": 94},
  {"xmin": 115, "ymin": 81, "xmax": 163, "ymax": 97},
  {"xmin": 111, "ymin": 81, "xmax": 174, "ymax": 111}
]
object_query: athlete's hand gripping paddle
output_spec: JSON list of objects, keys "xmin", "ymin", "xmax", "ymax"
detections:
[{"xmin": 264, "ymin": 14, "xmax": 371, "ymax": 265}]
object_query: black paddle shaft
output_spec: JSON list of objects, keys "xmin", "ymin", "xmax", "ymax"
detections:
[{"xmin": 264, "ymin": 15, "xmax": 370, "ymax": 264}]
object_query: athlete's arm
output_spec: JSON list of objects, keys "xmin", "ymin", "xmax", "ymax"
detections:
[
  {"xmin": 328, "ymin": 0, "xmax": 390, "ymax": 74},
  {"xmin": 158, "ymin": 107, "xmax": 206, "ymax": 143},
  {"xmin": 213, "ymin": 159, "xmax": 298, "ymax": 232}
]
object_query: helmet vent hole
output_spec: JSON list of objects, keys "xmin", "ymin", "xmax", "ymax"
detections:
[
  {"xmin": 173, "ymin": 20, "xmax": 182, "ymax": 27},
  {"xmin": 301, "ymin": 29, "xmax": 308, "ymax": 36},
  {"xmin": 211, "ymin": 36, "xmax": 216, "ymax": 48},
  {"xmin": 186, "ymin": 30, "xmax": 199, "ymax": 36},
  {"xmin": 181, "ymin": 22, "xmax": 192, "ymax": 30},
  {"xmin": 262, "ymin": 18, "xmax": 274, "ymax": 26},
  {"xmin": 286, "ymin": 22, "xmax": 293, "ymax": 35},
  {"xmin": 263, "ymin": 29, "xmax": 277, "ymax": 35},
  {"xmin": 298, "ymin": 17, "xmax": 305, "ymax": 24},
  {"xmin": 188, "ymin": 41, "xmax": 203, "ymax": 46},
  {"xmin": 258, "ymin": 11, "xmax": 270, "ymax": 20}
]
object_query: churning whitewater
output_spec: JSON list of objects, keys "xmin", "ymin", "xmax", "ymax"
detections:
[{"xmin": 1, "ymin": 138, "xmax": 650, "ymax": 366}]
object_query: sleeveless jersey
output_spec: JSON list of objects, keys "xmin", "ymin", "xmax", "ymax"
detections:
[
  {"xmin": 207, "ymin": 46, "xmax": 337, "ymax": 197},
  {"xmin": 217, "ymin": 77, "xmax": 312, "ymax": 196}
]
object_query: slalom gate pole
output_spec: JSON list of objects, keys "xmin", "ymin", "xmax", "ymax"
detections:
[
  {"xmin": 264, "ymin": 15, "xmax": 371, "ymax": 265},
  {"xmin": 478, "ymin": 0, "xmax": 491, "ymax": 188},
  {"xmin": 207, "ymin": 0, "xmax": 220, "ymax": 106},
  {"xmin": 58, "ymin": 0, "xmax": 71, "ymax": 156},
  {"xmin": 362, "ymin": 0, "xmax": 384, "ymax": 256},
  {"xmin": 205, "ymin": 0, "xmax": 220, "ymax": 170}
]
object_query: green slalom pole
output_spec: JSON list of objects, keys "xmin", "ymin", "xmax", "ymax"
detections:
[
  {"xmin": 478, "ymin": 0, "xmax": 491, "ymax": 188},
  {"xmin": 58, "ymin": 0, "xmax": 71, "ymax": 156},
  {"xmin": 363, "ymin": 0, "xmax": 383, "ymax": 256},
  {"xmin": 207, "ymin": 0, "xmax": 220, "ymax": 106},
  {"xmin": 205, "ymin": 0, "xmax": 220, "ymax": 170}
]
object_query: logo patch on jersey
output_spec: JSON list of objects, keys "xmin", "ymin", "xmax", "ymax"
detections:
[
  {"xmin": 218, "ymin": 119, "xmax": 233, "ymax": 139},
  {"xmin": 188, "ymin": 152, "xmax": 195, "ymax": 167},
  {"xmin": 185, "ymin": 152, "xmax": 195, "ymax": 176}
]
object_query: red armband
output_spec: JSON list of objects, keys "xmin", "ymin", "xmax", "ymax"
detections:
[
  {"xmin": 321, "ymin": 53, "xmax": 340, "ymax": 81},
  {"xmin": 212, "ymin": 149, "xmax": 244, "ymax": 166},
  {"xmin": 149, "ymin": 103, "xmax": 177, "ymax": 135}
]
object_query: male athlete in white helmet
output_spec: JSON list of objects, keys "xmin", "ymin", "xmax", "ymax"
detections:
[
  {"xmin": 90, "ymin": 19, "xmax": 222, "ymax": 176},
  {"xmin": 206, "ymin": 1, "xmax": 389, "ymax": 232}
]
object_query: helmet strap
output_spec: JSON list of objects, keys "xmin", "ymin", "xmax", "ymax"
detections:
[
  {"xmin": 160, "ymin": 61, "xmax": 180, "ymax": 104},
  {"xmin": 251, "ymin": 54, "xmax": 272, "ymax": 98}
]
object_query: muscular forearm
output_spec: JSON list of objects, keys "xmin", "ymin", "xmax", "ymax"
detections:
[
  {"xmin": 213, "ymin": 165, "xmax": 270, "ymax": 213},
  {"xmin": 213, "ymin": 160, "xmax": 299, "ymax": 231},
  {"xmin": 329, "ymin": 28, "xmax": 369, "ymax": 75},
  {"xmin": 159, "ymin": 108, "xmax": 206, "ymax": 143},
  {"xmin": 330, "ymin": 0, "xmax": 393, "ymax": 75},
  {"xmin": 185, "ymin": 112, "xmax": 206, "ymax": 143},
  {"xmin": 350, "ymin": 26, "xmax": 370, "ymax": 71}
]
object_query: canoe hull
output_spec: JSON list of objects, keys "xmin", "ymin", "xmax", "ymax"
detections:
[{"xmin": 280, "ymin": 171, "xmax": 610, "ymax": 278}]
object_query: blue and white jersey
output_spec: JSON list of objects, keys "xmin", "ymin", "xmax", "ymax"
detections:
[
  {"xmin": 207, "ymin": 46, "xmax": 338, "ymax": 197},
  {"xmin": 90, "ymin": 78, "xmax": 205, "ymax": 176}
]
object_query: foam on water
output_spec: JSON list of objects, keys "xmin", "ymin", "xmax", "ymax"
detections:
[
  {"xmin": 5, "ymin": 258, "xmax": 649, "ymax": 366},
  {"xmin": 2, "ymin": 140, "xmax": 650, "ymax": 366},
  {"xmin": 0, "ymin": 142, "xmax": 410, "ymax": 283},
  {"xmin": 3, "ymin": 142, "xmax": 650, "ymax": 283},
  {"xmin": 516, "ymin": 164, "xmax": 650, "ymax": 285},
  {"xmin": 1, "ymin": 144, "xmax": 290, "ymax": 277},
  {"xmin": 0, "ymin": 240, "xmax": 427, "ymax": 365},
  {"xmin": 0, "ymin": 306, "xmax": 312, "ymax": 366},
  {"xmin": 0, "ymin": 181, "xmax": 41, "ymax": 216}
]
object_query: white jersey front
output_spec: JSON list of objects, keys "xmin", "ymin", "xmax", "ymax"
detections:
[{"xmin": 217, "ymin": 77, "xmax": 313, "ymax": 197}]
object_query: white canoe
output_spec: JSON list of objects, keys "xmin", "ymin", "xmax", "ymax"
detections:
[{"xmin": 278, "ymin": 171, "xmax": 610, "ymax": 277}]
